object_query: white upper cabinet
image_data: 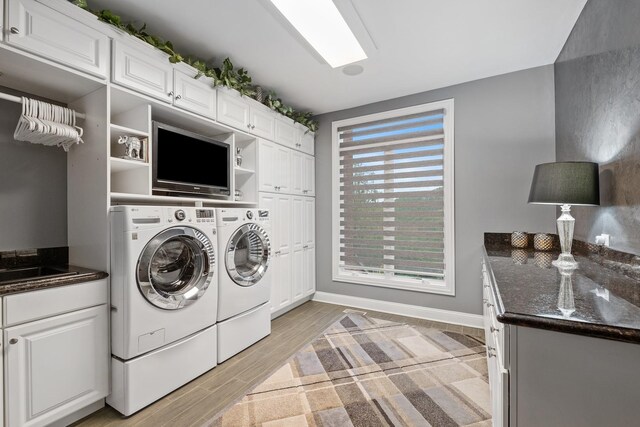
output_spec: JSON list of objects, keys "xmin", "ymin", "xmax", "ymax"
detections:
[
  {"xmin": 217, "ymin": 88, "xmax": 250, "ymax": 130},
  {"xmin": 275, "ymin": 145, "xmax": 291, "ymax": 194},
  {"xmin": 6, "ymin": 0, "xmax": 109, "ymax": 78},
  {"xmin": 112, "ymin": 39, "xmax": 173, "ymax": 102},
  {"xmin": 258, "ymin": 139, "xmax": 277, "ymax": 193},
  {"xmin": 275, "ymin": 117, "xmax": 297, "ymax": 149},
  {"xmin": 303, "ymin": 154, "xmax": 315, "ymax": 196},
  {"xmin": 249, "ymin": 103, "xmax": 276, "ymax": 140},
  {"xmin": 290, "ymin": 150, "xmax": 304, "ymax": 195},
  {"xmin": 172, "ymin": 69, "xmax": 217, "ymax": 119},
  {"xmin": 299, "ymin": 129, "xmax": 315, "ymax": 156}
]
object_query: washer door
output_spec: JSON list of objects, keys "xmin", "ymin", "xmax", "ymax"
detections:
[
  {"xmin": 137, "ymin": 227, "xmax": 215, "ymax": 310},
  {"xmin": 225, "ymin": 223, "xmax": 271, "ymax": 287}
]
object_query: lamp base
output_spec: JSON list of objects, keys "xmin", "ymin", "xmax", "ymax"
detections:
[{"xmin": 552, "ymin": 253, "xmax": 578, "ymax": 268}]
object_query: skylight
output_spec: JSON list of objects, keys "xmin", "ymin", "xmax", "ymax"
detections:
[{"xmin": 269, "ymin": 0, "xmax": 367, "ymax": 68}]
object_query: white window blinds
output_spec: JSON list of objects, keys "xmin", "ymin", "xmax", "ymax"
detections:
[{"xmin": 337, "ymin": 105, "xmax": 449, "ymax": 283}]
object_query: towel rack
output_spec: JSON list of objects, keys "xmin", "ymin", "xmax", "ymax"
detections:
[{"xmin": 0, "ymin": 91, "xmax": 86, "ymax": 119}]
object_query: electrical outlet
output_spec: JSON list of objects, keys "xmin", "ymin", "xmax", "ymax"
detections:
[{"xmin": 595, "ymin": 234, "xmax": 610, "ymax": 247}]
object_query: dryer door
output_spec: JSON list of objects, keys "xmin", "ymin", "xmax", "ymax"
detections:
[
  {"xmin": 137, "ymin": 227, "xmax": 215, "ymax": 310},
  {"xmin": 225, "ymin": 223, "xmax": 271, "ymax": 287}
]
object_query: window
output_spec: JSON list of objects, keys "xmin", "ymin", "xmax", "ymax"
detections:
[{"xmin": 332, "ymin": 99, "xmax": 454, "ymax": 295}]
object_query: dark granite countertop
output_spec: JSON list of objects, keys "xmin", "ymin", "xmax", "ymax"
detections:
[
  {"xmin": 0, "ymin": 264, "xmax": 108, "ymax": 297},
  {"xmin": 484, "ymin": 234, "xmax": 640, "ymax": 344}
]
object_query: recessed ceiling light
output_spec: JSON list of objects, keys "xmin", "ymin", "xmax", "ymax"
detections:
[
  {"xmin": 342, "ymin": 64, "xmax": 364, "ymax": 76},
  {"xmin": 269, "ymin": 0, "xmax": 367, "ymax": 68}
]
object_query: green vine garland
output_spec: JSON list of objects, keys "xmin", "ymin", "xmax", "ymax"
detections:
[{"xmin": 70, "ymin": 0, "xmax": 318, "ymax": 132}]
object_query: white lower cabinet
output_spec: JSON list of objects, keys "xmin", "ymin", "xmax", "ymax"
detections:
[
  {"xmin": 261, "ymin": 191, "xmax": 315, "ymax": 316},
  {"xmin": 5, "ymin": 304, "xmax": 109, "ymax": 427}
]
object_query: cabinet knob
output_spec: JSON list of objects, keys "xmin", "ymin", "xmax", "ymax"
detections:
[
  {"xmin": 487, "ymin": 351, "xmax": 496, "ymax": 358},
  {"xmin": 168, "ymin": 91, "xmax": 174, "ymax": 97},
  {"xmin": 247, "ymin": 124, "xmax": 252, "ymax": 129},
  {"xmin": 490, "ymin": 326, "xmax": 499, "ymax": 333},
  {"xmin": 10, "ymin": 27, "xmax": 20, "ymax": 35},
  {"xmin": 9, "ymin": 338, "xmax": 18, "ymax": 345},
  {"xmin": 251, "ymin": 125, "xmax": 256, "ymax": 130},
  {"xmin": 486, "ymin": 302, "xmax": 494, "ymax": 308},
  {"xmin": 175, "ymin": 95, "xmax": 182, "ymax": 100}
]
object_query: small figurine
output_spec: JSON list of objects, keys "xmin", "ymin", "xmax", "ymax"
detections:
[{"xmin": 118, "ymin": 135, "xmax": 144, "ymax": 161}]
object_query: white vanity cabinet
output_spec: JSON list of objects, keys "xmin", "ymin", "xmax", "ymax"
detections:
[
  {"xmin": 6, "ymin": 0, "xmax": 109, "ymax": 78},
  {"xmin": 112, "ymin": 39, "xmax": 174, "ymax": 103},
  {"xmin": 2, "ymin": 279, "xmax": 109, "ymax": 427}
]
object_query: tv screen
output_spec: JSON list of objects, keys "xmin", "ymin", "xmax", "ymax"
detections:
[{"xmin": 153, "ymin": 122, "xmax": 230, "ymax": 197}]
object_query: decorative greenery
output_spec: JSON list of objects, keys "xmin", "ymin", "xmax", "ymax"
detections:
[{"xmin": 70, "ymin": 0, "xmax": 318, "ymax": 132}]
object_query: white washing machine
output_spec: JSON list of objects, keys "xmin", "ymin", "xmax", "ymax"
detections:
[
  {"xmin": 108, "ymin": 206, "xmax": 219, "ymax": 415},
  {"xmin": 216, "ymin": 208, "xmax": 272, "ymax": 362}
]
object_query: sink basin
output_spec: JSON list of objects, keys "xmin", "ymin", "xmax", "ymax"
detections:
[{"xmin": 0, "ymin": 266, "xmax": 78, "ymax": 284}]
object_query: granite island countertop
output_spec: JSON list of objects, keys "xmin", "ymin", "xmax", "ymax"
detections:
[
  {"xmin": 484, "ymin": 236, "xmax": 640, "ymax": 344},
  {"xmin": 0, "ymin": 264, "xmax": 108, "ymax": 297}
]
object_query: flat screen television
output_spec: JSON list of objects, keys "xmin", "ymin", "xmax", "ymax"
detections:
[{"xmin": 152, "ymin": 121, "xmax": 231, "ymax": 198}]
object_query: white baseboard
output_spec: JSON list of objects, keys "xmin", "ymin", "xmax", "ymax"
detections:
[{"xmin": 312, "ymin": 291, "xmax": 483, "ymax": 328}]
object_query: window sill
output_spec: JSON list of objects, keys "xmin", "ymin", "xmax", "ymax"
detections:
[{"xmin": 332, "ymin": 273, "xmax": 455, "ymax": 296}]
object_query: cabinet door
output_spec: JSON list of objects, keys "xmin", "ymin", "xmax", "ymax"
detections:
[
  {"xmin": 112, "ymin": 40, "xmax": 173, "ymax": 102},
  {"xmin": 274, "ymin": 251, "xmax": 292, "ymax": 310},
  {"xmin": 300, "ymin": 131, "xmax": 315, "ymax": 156},
  {"xmin": 290, "ymin": 150, "xmax": 304, "ymax": 195},
  {"xmin": 303, "ymin": 197, "xmax": 315, "ymax": 249},
  {"xmin": 303, "ymin": 246, "xmax": 316, "ymax": 296},
  {"xmin": 303, "ymin": 155, "xmax": 315, "ymax": 196},
  {"xmin": 275, "ymin": 194, "xmax": 292, "ymax": 255},
  {"xmin": 258, "ymin": 140, "xmax": 277, "ymax": 192},
  {"xmin": 291, "ymin": 196, "xmax": 304, "ymax": 302},
  {"xmin": 217, "ymin": 89, "xmax": 250, "ymax": 130},
  {"xmin": 250, "ymin": 107, "xmax": 275, "ymax": 140},
  {"xmin": 173, "ymin": 69, "xmax": 216, "ymax": 119},
  {"xmin": 5, "ymin": 305, "xmax": 109, "ymax": 427},
  {"xmin": 275, "ymin": 145, "xmax": 292, "ymax": 193},
  {"xmin": 275, "ymin": 118, "xmax": 297, "ymax": 149},
  {"xmin": 7, "ymin": 0, "xmax": 108, "ymax": 78}
]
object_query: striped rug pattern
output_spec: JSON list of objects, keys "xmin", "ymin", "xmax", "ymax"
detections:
[{"xmin": 210, "ymin": 313, "xmax": 490, "ymax": 426}]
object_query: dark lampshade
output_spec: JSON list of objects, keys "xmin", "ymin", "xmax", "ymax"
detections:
[{"xmin": 528, "ymin": 161, "xmax": 600, "ymax": 206}]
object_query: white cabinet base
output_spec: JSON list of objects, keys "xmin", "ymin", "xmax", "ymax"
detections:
[
  {"xmin": 108, "ymin": 324, "xmax": 217, "ymax": 416},
  {"xmin": 217, "ymin": 303, "xmax": 270, "ymax": 363}
]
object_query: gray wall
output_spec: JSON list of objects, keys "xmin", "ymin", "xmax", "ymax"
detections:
[
  {"xmin": 0, "ymin": 87, "xmax": 67, "ymax": 251},
  {"xmin": 555, "ymin": 0, "xmax": 640, "ymax": 255},
  {"xmin": 315, "ymin": 66, "xmax": 557, "ymax": 315}
]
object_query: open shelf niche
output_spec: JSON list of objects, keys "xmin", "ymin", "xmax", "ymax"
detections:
[
  {"xmin": 234, "ymin": 133, "xmax": 258, "ymax": 203},
  {"xmin": 109, "ymin": 100, "xmax": 151, "ymax": 195}
]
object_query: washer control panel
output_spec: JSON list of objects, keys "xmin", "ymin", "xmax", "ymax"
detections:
[{"xmin": 174, "ymin": 209, "xmax": 186, "ymax": 221}]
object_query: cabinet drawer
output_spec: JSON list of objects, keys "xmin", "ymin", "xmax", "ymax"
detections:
[
  {"xmin": 6, "ymin": 0, "xmax": 109, "ymax": 78},
  {"xmin": 3, "ymin": 279, "xmax": 108, "ymax": 327},
  {"xmin": 112, "ymin": 40, "xmax": 173, "ymax": 102}
]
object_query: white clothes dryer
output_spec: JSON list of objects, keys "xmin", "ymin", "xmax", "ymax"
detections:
[
  {"xmin": 108, "ymin": 206, "xmax": 218, "ymax": 415},
  {"xmin": 216, "ymin": 208, "xmax": 272, "ymax": 362}
]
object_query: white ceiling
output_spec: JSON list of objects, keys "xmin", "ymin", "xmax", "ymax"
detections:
[{"xmin": 89, "ymin": 0, "xmax": 587, "ymax": 114}]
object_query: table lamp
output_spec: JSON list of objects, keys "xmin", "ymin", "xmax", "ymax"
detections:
[{"xmin": 528, "ymin": 162, "xmax": 600, "ymax": 267}]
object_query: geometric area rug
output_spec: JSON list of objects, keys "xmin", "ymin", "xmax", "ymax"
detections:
[{"xmin": 211, "ymin": 313, "xmax": 490, "ymax": 426}]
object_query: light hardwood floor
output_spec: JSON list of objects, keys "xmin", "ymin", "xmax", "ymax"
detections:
[{"xmin": 74, "ymin": 301, "xmax": 483, "ymax": 427}]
